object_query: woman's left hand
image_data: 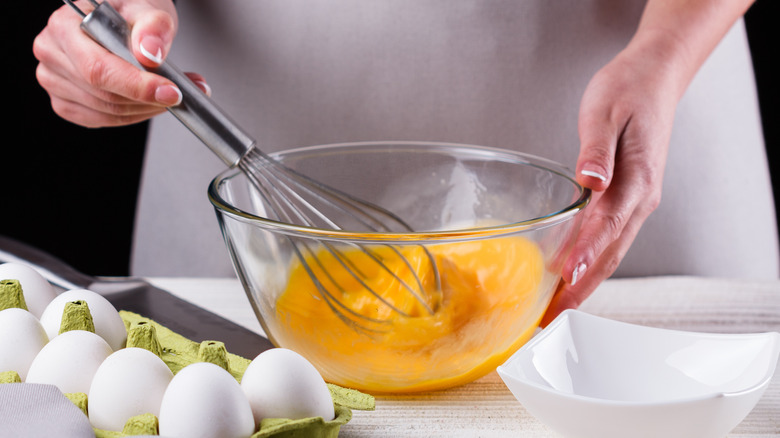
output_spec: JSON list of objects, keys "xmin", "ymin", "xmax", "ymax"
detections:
[
  {"xmin": 541, "ymin": 0, "xmax": 756, "ymax": 326},
  {"xmin": 541, "ymin": 35, "xmax": 683, "ymax": 325}
]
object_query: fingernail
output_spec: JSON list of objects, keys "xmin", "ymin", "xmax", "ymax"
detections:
[
  {"xmin": 571, "ymin": 263, "xmax": 587, "ymax": 286},
  {"xmin": 140, "ymin": 39, "xmax": 164, "ymax": 65},
  {"xmin": 195, "ymin": 80, "xmax": 212, "ymax": 96},
  {"xmin": 155, "ymin": 84, "xmax": 182, "ymax": 106},
  {"xmin": 581, "ymin": 170, "xmax": 607, "ymax": 182}
]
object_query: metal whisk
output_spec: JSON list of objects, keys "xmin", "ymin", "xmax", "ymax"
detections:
[{"xmin": 63, "ymin": 0, "xmax": 441, "ymax": 333}]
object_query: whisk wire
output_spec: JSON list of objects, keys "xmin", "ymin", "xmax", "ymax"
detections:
[
  {"xmin": 353, "ymin": 245, "xmax": 436, "ymax": 315},
  {"xmin": 242, "ymin": 158, "xmax": 334, "ymax": 228},
  {"xmin": 325, "ymin": 244, "xmax": 417, "ymax": 318},
  {"xmin": 239, "ymin": 149, "xmax": 441, "ymax": 328},
  {"xmin": 294, "ymin": 241, "xmax": 392, "ymax": 334},
  {"xmin": 242, "ymin": 150, "xmax": 400, "ymax": 231}
]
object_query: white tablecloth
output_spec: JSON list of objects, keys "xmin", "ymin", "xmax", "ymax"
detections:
[{"xmin": 148, "ymin": 276, "xmax": 780, "ymax": 437}]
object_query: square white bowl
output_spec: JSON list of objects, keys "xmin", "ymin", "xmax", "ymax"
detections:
[{"xmin": 497, "ymin": 309, "xmax": 780, "ymax": 438}]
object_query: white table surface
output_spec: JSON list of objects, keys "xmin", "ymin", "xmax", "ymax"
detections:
[{"xmin": 147, "ymin": 276, "xmax": 780, "ymax": 437}]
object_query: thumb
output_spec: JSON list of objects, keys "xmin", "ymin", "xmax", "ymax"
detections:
[
  {"xmin": 121, "ymin": 1, "xmax": 178, "ymax": 68},
  {"xmin": 575, "ymin": 94, "xmax": 621, "ymax": 193}
]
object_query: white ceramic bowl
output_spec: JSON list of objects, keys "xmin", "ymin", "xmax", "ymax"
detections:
[{"xmin": 497, "ymin": 310, "xmax": 780, "ymax": 438}]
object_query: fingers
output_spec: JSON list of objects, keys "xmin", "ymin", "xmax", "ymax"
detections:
[
  {"xmin": 542, "ymin": 119, "xmax": 665, "ymax": 324},
  {"xmin": 122, "ymin": 1, "xmax": 179, "ymax": 68},
  {"xmin": 541, "ymin": 185, "xmax": 651, "ymax": 326},
  {"xmin": 37, "ymin": 60, "xmax": 166, "ymax": 126},
  {"xmin": 575, "ymin": 78, "xmax": 620, "ymax": 193},
  {"xmin": 571, "ymin": 152, "xmax": 658, "ymax": 272},
  {"xmin": 182, "ymin": 72, "xmax": 212, "ymax": 97},
  {"xmin": 32, "ymin": 0, "xmax": 211, "ymax": 127},
  {"xmin": 48, "ymin": 95, "xmax": 166, "ymax": 128}
]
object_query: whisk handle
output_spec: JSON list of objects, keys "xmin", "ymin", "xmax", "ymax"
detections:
[{"xmin": 79, "ymin": 1, "xmax": 255, "ymax": 167}]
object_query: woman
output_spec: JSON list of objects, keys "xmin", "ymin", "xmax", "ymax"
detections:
[{"xmin": 33, "ymin": 0, "xmax": 778, "ymax": 323}]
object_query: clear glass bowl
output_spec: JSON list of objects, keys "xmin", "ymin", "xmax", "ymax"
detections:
[{"xmin": 209, "ymin": 141, "xmax": 590, "ymax": 393}]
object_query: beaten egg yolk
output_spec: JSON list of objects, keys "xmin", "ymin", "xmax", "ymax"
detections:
[{"xmin": 273, "ymin": 236, "xmax": 546, "ymax": 393}]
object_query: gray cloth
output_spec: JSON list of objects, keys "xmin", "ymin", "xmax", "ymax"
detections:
[
  {"xmin": 132, "ymin": 0, "xmax": 779, "ymax": 278},
  {"xmin": 0, "ymin": 384, "xmax": 95, "ymax": 438}
]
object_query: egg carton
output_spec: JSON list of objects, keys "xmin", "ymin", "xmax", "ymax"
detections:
[
  {"xmin": 0, "ymin": 308, "xmax": 374, "ymax": 438},
  {"xmin": 116, "ymin": 311, "xmax": 376, "ymax": 438}
]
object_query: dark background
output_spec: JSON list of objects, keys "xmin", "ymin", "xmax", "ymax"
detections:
[{"xmin": 5, "ymin": 1, "xmax": 779, "ymax": 277}]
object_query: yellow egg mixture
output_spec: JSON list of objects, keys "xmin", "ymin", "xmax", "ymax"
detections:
[{"xmin": 273, "ymin": 236, "xmax": 546, "ymax": 393}]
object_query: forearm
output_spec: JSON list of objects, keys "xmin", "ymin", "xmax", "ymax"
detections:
[{"xmin": 627, "ymin": 0, "xmax": 755, "ymax": 99}]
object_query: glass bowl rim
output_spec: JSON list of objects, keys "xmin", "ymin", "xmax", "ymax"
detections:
[{"xmin": 207, "ymin": 141, "xmax": 592, "ymax": 242}]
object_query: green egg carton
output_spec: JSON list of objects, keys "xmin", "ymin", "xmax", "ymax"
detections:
[
  {"xmin": 1, "ymin": 308, "xmax": 374, "ymax": 438},
  {"xmin": 98, "ymin": 311, "xmax": 375, "ymax": 438}
]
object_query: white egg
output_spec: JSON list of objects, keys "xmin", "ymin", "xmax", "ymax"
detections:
[
  {"xmin": 240, "ymin": 348, "xmax": 334, "ymax": 425},
  {"xmin": 159, "ymin": 362, "xmax": 255, "ymax": 438},
  {"xmin": 39, "ymin": 289, "xmax": 127, "ymax": 350},
  {"xmin": 25, "ymin": 330, "xmax": 112, "ymax": 394},
  {"xmin": 0, "ymin": 262, "xmax": 57, "ymax": 318},
  {"xmin": 0, "ymin": 308, "xmax": 49, "ymax": 380},
  {"xmin": 88, "ymin": 347, "xmax": 174, "ymax": 431}
]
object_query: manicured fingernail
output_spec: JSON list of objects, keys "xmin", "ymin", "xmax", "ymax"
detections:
[
  {"xmin": 571, "ymin": 263, "xmax": 587, "ymax": 286},
  {"xmin": 140, "ymin": 39, "xmax": 163, "ymax": 65},
  {"xmin": 155, "ymin": 84, "xmax": 182, "ymax": 106},
  {"xmin": 581, "ymin": 170, "xmax": 607, "ymax": 182},
  {"xmin": 195, "ymin": 80, "xmax": 212, "ymax": 96}
]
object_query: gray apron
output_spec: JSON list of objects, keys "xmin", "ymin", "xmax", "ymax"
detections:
[{"xmin": 132, "ymin": 0, "xmax": 778, "ymax": 279}]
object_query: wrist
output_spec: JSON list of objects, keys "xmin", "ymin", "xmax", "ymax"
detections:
[
  {"xmin": 623, "ymin": 0, "xmax": 755, "ymax": 101},
  {"xmin": 618, "ymin": 30, "xmax": 698, "ymax": 102}
]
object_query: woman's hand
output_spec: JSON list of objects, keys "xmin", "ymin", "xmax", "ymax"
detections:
[
  {"xmin": 542, "ymin": 40, "xmax": 679, "ymax": 325},
  {"xmin": 33, "ymin": 0, "xmax": 208, "ymax": 127},
  {"xmin": 542, "ymin": 0, "xmax": 756, "ymax": 325}
]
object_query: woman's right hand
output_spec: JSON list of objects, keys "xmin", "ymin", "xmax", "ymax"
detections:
[{"xmin": 33, "ymin": 0, "xmax": 208, "ymax": 128}]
